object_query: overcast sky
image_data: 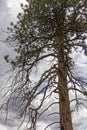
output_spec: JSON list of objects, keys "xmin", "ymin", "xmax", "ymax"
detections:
[
  {"xmin": 0, "ymin": 0, "xmax": 25, "ymax": 130},
  {"xmin": 0, "ymin": 0, "xmax": 87, "ymax": 130}
]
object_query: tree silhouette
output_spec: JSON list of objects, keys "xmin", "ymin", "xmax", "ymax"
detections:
[{"xmin": 2, "ymin": 0, "xmax": 87, "ymax": 130}]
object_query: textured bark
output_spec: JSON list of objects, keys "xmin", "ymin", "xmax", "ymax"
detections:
[{"xmin": 58, "ymin": 43, "xmax": 73, "ymax": 130}]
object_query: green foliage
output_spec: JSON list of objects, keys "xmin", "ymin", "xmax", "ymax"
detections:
[
  {"xmin": 4, "ymin": 55, "xmax": 9, "ymax": 63},
  {"xmin": 6, "ymin": 0, "xmax": 87, "ymax": 70}
]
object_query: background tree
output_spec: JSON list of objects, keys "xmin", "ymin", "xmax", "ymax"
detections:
[{"xmin": 2, "ymin": 0, "xmax": 87, "ymax": 130}]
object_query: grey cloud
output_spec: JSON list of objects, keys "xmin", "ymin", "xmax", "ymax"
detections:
[
  {"xmin": 0, "ymin": 0, "xmax": 21, "ymax": 75},
  {"xmin": 0, "ymin": 0, "xmax": 25, "ymax": 129},
  {"xmin": 0, "ymin": 0, "xmax": 8, "ymax": 13},
  {"xmin": 0, "ymin": 0, "xmax": 10, "ymax": 28}
]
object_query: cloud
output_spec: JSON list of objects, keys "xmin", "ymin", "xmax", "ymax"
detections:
[
  {"xmin": 72, "ymin": 108, "xmax": 87, "ymax": 130},
  {"xmin": 0, "ymin": 0, "xmax": 8, "ymax": 17},
  {"xmin": 0, "ymin": 0, "xmax": 27, "ymax": 74},
  {"xmin": 0, "ymin": 123, "xmax": 17, "ymax": 130},
  {"xmin": 0, "ymin": 1, "xmax": 25, "ymax": 129},
  {"xmin": 71, "ymin": 49, "xmax": 87, "ymax": 79},
  {"xmin": 0, "ymin": 124, "xmax": 9, "ymax": 130}
]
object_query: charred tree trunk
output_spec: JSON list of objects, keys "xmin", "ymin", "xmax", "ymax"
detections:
[{"xmin": 58, "ymin": 43, "xmax": 73, "ymax": 130}]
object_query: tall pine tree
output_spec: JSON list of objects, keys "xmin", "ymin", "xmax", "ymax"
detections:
[{"xmin": 3, "ymin": 0, "xmax": 87, "ymax": 130}]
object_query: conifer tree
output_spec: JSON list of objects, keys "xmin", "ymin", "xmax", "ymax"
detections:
[{"xmin": 3, "ymin": 0, "xmax": 87, "ymax": 130}]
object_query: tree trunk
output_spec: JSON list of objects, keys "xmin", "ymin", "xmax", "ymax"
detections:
[{"xmin": 58, "ymin": 43, "xmax": 73, "ymax": 130}]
